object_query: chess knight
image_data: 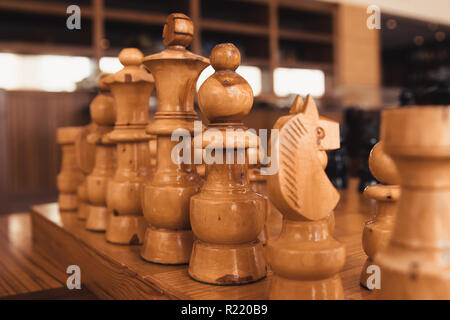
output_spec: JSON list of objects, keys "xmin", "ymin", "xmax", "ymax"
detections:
[{"xmin": 267, "ymin": 95, "xmax": 345, "ymax": 299}]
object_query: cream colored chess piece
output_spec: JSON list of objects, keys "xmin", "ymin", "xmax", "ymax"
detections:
[
  {"xmin": 85, "ymin": 76, "xmax": 116, "ymax": 232},
  {"xmin": 375, "ymin": 106, "xmax": 450, "ymax": 299},
  {"xmin": 57, "ymin": 127, "xmax": 84, "ymax": 211},
  {"xmin": 266, "ymin": 95, "xmax": 345, "ymax": 299},
  {"xmin": 188, "ymin": 43, "xmax": 267, "ymax": 285},
  {"xmin": 104, "ymin": 48, "xmax": 154, "ymax": 244},
  {"xmin": 140, "ymin": 13, "xmax": 209, "ymax": 264},
  {"xmin": 360, "ymin": 141, "xmax": 400, "ymax": 289}
]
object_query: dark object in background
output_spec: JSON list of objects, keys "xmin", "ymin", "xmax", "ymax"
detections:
[
  {"xmin": 400, "ymin": 80, "xmax": 450, "ymax": 106},
  {"xmin": 326, "ymin": 125, "xmax": 348, "ymax": 189},
  {"xmin": 344, "ymin": 108, "xmax": 380, "ymax": 193}
]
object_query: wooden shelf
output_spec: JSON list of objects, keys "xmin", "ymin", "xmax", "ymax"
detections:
[
  {"xmin": 279, "ymin": 29, "xmax": 333, "ymax": 44},
  {"xmin": 201, "ymin": 19, "xmax": 269, "ymax": 36},
  {"xmin": 0, "ymin": 0, "xmax": 338, "ymax": 96},
  {"xmin": 279, "ymin": 60, "xmax": 333, "ymax": 73}
]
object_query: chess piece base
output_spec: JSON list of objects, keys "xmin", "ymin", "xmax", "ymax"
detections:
[
  {"xmin": 58, "ymin": 193, "xmax": 78, "ymax": 211},
  {"xmin": 188, "ymin": 240, "xmax": 266, "ymax": 285},
  {"xmin": 86, "ymin": 205, "xmax": 109, "ymax": 232},
  {"xmin": 376, "ymin": 246, "xmax": 450, "ymax": 299},
  {"xmin": 77, "ymin": 201, "xmax": 89, "ymax": 220},
  {"xmin": 106, "ymin": 215, "xmax": 146, "ymax": 245},
  {"xmin": 270, "ymin": 274, "xmax": 344, "ymax": 300},
  {"xmin": 140, "ymin": 226, "xmax": 193, "ymax": 264}
]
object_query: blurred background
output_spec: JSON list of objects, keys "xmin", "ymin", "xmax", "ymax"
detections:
[{"xmin": 0, "ymin": 0, "xmax": 449, "ymax": 213}]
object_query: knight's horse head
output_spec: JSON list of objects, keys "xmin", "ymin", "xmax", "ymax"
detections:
[{"xmin": 267, "ymin": 95, "xmax": 340, "ymax": 221}]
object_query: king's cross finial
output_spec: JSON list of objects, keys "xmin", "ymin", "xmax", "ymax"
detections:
[{"xmin": 163, "ymin": 13, "xmax": 194, "ymax": 48}]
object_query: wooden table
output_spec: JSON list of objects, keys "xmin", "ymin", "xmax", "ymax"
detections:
[
  {"xmin": 26, "ymin": 179, "xmax": 374, "ymax": 300},
  {"xmin": 0, "ymin": 212, "xmax": 95, "ymax": 299}
]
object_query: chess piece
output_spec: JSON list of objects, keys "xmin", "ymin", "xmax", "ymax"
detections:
[
  {"xmin": 56, "ymin": 127, "xmax": 85, "ymax": 211},
  {"xmin": 75, "ymin": 123, "xmax": 96, "ymax": 220},
  {"xmin": 375, "ymin": 106, "xmax": 450, "ymax": 299},
  {"xmin": 103, "ymin": 48, "xmax": 154, "ymax": 244},
  {"xmin": 188, "ymin": 43, "xmax": 267, "ymax": 284},
  {"xmin": 140, "ymin": 13, "xmax": 209, "ymax": 264},
  {"xmin": 360, "ymin": 141, "xmax": 400, "ymax": 289},
  {"xmin": 85, "ymin": 76, "xmax": 116, "ymax": 232},
  {"xmin": 249, "ymin": 167, "xmax": 269, "ymax": 244},
  {"xmin": 266, "ymin": 95, "xmax": 344, "ymax": 299}
]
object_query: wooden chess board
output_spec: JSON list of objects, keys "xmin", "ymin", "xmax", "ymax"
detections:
[{"xmin": 28, "ymin": 179, "xmax": 373, "ymax": 300}]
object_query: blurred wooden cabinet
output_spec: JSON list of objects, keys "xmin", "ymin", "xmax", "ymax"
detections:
[{"xmin": 0, "ymin": 90, "xmax": 94, "ymax": 213}]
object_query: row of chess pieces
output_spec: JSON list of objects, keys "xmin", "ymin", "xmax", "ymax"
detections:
[{"xmin": 55, "ymin": 13, "xmax": 450, "ymax": 299}]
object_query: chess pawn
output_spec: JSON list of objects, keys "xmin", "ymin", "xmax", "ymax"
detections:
[
  {"xmin": 56, "ymin": 127, "xmax": 85, "ymax": 211},
  {"xmin": 375, "ymin": 106, "xmax": 450, "ymax": 299},
  {"xmin": 140, "ymin": 13, "xmax": 209, "ymax": 264},
  {"xmin": 267, "ymin": 95, "xmax": 345, "ymax": 299},
  {"xmin": 85, "ymin": 77, "xmax": 116, "ymax": 232},
  {"xmin": 75, "ymin": 123, "xmax": 96, "ymax": 220},
  {"xmin": 104, "ymin": 48, "xmax": 155, "ymax": 244},
  {"xmin": 188, "ymin": 43, "xmax": 267, "ymax": 285},
  {"xmin": 360, "ymin": 141, "xmax": 400, "ymax": 289}
]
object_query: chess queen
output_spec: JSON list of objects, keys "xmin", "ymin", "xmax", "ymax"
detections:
[{"xmin": 103, "ymin": 48, "xmax": 155, "ymax": 245}]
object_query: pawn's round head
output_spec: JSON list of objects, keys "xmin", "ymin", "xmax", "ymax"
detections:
[
  {"xmin": 90, "ymin": 92, "xmax": 115, "ymax": 126},
  {"xmin": 198, "ymin": 43, "xmax": 253, "ymax": 123},
  {"xmin": 210, "ymin": 43, "xmax": 241, "ymax": 71},
  {"xmin": 369, "ymin": 141, "xmax": 400, "ymax": 185},
  {"xmin": 118, "ymin": 48, "xmax": 144, "ymax": 67},
  {"xmin": 163, "ymin": 13, "xmax": 194, "ymax": 48}
]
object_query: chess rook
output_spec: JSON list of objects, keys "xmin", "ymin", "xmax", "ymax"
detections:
[
  {"xmin": 56, "ymin": 127, "xmax": 84, "ymax": 211},
  {"xmin": 266, "ymin": 95, "xmax": 345, "ymax": 299},
  {"xmin": 375, "ymin": 106, "xmax": 450, "ymax": 299},
  {"xmin": 85, "ymin": 76, "xmax": 116, "ymax": 232},
  {"xmin": 104, "ymin": 48, "xmax": 155, "ymax": 244},
  {"xmin": 140, "ymin": 13, "xmax": 209, "ymax": 264},
  {"xmin": 360, "ymin": 141, "xmax": 400, "ymax": 289},
  {"xmin": 188, "ymin": 43, "xmax": 267, "ymax": 285}
]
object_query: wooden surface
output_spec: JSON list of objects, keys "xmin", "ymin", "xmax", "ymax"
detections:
[
  {"xmin": 0, "ymin": 212, "xmax": 64, "ymax": 297},
  {"xmin": 25, "ymin": 178, "xmax": 374, "ymax": 300}
]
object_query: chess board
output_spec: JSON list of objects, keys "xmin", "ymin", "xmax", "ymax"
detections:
[{"xmin": 30, "ymin": 179, "xmax": 373, "ymax": 300}]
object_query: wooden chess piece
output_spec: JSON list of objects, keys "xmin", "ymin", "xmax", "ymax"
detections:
[
  {"xmin": 375, "ymin": 106, "xmax": 450, "ymax": 299},
  {"xmin": 188, "ymin": 43, "xmax": 267, "ymax": 284},
  {"xmin": 266, "ymin": 95, "xmax": 345, "ymax": 299},
  {"xmin": 56, "ymin": 126, "xmax": 85, "ymax": 211},
  {"xmin": 249, "ymin": 167, "xmax": 269, "ymax": 245},
  {"xmin": 140, "ymin": 13, "xmax": 209, "ymax": 264},
  {"xmin": 85, "ymin": 77, "xmax": 116, "ymax": 232},
  {"xmin": 74, "ymin": 123, "xmax": 96, "ymax": 220},
  {"xmin": 360, "ymin": 141, "xmax": 400, "ymax": 289},
  {"xmin": 103, "ymin": 48, "xmax": 155, "ymax": 244}
]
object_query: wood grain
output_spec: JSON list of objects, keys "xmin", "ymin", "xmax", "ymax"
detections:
[
  {"xmin": 29, "ymin": 178, "xmax": 374, "ymax": 300},
  {"xmin": 0, "ymin": 213, "xmax": 64, "ymax": 297}
]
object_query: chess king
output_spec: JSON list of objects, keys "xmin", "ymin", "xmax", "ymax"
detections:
[
  {"xmin": 266, "ymin": 95, "xmax": 345, "ymax": 299},
  {"xmin": 141, "ymin": 13, "xmax": 209, "ymax": 264}
]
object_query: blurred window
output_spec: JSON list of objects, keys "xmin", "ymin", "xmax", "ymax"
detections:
[
  {"xmin": 274, "ymin": 68, "xmax": 325, "ymax": 97},
  {"xmin": 0, "ymin": 53, "xmax": 93, "ymax": 92},
  {"xmin": 99, "ymin": 57, "xmax": 123, "ymax": 74}
]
